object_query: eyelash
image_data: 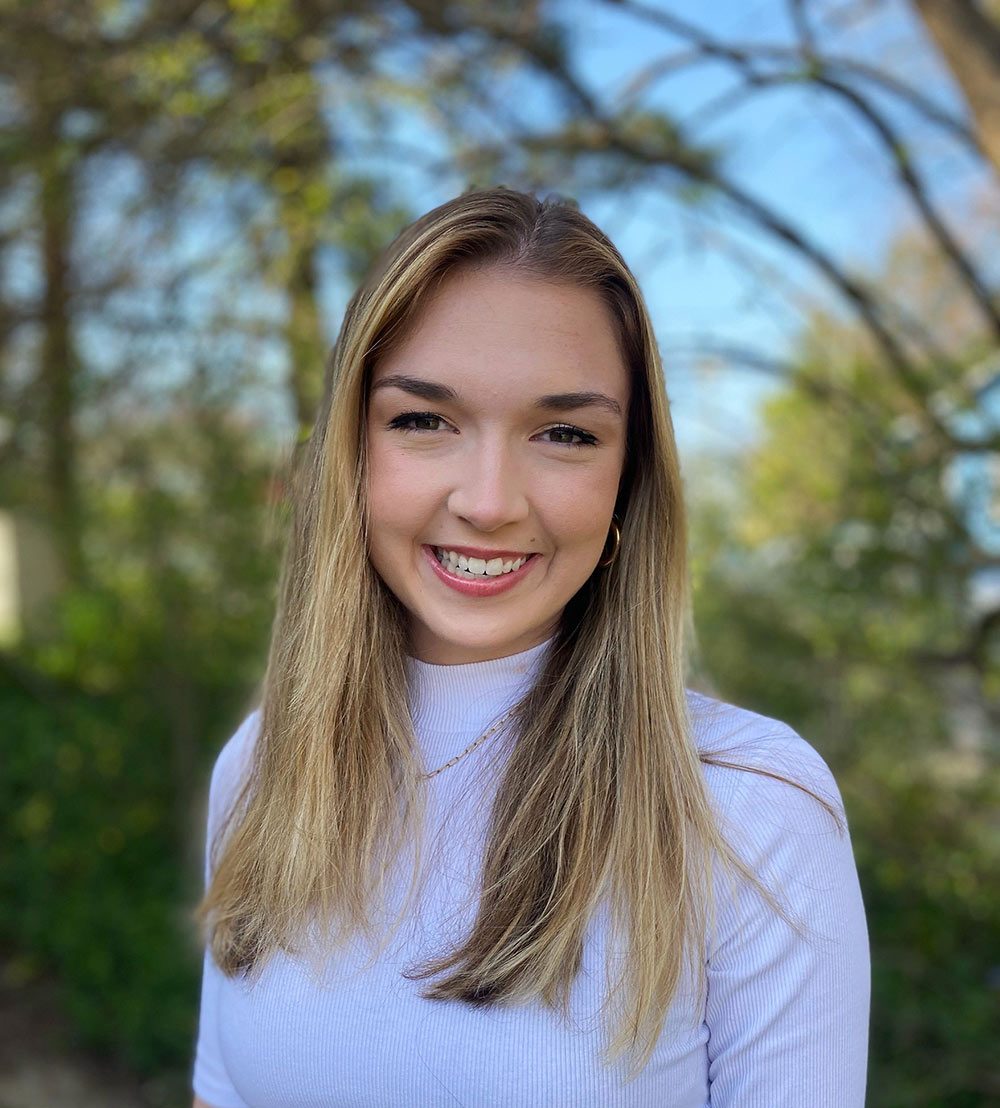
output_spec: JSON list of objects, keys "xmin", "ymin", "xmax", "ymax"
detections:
[{"xmin": 386, "ymin": 410, "xmax": 599, "ymax": 447}]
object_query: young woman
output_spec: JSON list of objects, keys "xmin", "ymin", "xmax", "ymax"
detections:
[{"xmin": 191, "ymin": 187, "xmax": 870, "ymax": 1108}]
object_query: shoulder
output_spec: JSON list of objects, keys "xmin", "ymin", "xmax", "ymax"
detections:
[
  {"xmin": 685, "ymin": 693, "xmax": 863, "ymax": 958},
  {"xmin": 204, "ymin": 709, "xmax": 262, "ymax": 869},
  {"xmin": 209, "ymin": 708, "xmax": 261, "ymax": 808},
  {"xmin": 685, "ymin": 689, "xmax": 845, "ymax": 842},
  {"xmin": 201, "ymin": 709, "xmax": 262, "ymax": 886},
  {"xmin": 690, "ymin": 695, "xmax": 871, "ymax": 1102}
]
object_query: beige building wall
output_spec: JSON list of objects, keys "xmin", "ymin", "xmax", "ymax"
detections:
[{"xmin": 0, "ymin": 511, "xmax": 63, "ymax": 645}]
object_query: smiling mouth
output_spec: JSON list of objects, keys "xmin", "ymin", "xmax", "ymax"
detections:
[{"xmin": 432, "ymin": 546, "xmax": 534, "ymax": 578}]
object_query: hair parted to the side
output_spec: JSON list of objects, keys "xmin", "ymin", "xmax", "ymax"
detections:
[{"xmin": 192, "ymin": 185, "xmax": 842, "ymax": 1077}]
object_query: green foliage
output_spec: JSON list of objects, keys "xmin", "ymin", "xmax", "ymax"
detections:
[
  {"xmin": 855, "ymin": 755, "xmax": 1000, "ymax": 1106},
  {"xmin": 690, "ymin": 341, "xmax": 1000, "ymax": 1105},
  {"xmin": 0, "ymin": 395, "xmax": 285, "ymax": 1098},
  {"xmin": 1, "ymin": 678, "xmax": 200, "ymax": 1103}
]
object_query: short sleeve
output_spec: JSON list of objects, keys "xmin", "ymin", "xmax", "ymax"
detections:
[
  {"xmin": 191, "ymin": 712, "xmax": 260, "ymax": 1108},
  {"xmin": 704, "ymin": 728, "xmax": 870, "ymax": 1107}
]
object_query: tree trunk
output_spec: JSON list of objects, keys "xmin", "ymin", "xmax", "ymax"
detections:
[
  {"xmin": 39, "ymin": 158, "xmax": 83, "ymax": 584},
  {"xmin": 284, "ymin": 218, "xmax": 326, "ymax": 438},
  {"xmin": 912, "ymin": 0, "xmax": 1000, "ymax": 179}
]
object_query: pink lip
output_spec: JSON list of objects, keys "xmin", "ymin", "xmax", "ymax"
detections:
[{"xmin": 422, "ymin": 545, "xmax": 538, "ymax": 597}]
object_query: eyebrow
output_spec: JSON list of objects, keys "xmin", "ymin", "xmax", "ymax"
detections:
[{"xmin": 370, "ymin": 374, "xmax": 623, "ymax": 418}]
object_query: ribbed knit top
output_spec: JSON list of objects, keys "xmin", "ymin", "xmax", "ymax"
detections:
[{"xmin": 192, "ymin": 638, "xmax": 869, "ymax": 1107}]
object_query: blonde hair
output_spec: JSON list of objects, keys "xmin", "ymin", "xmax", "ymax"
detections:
[{"xmin": 193, "ymin": 186, "xmax": 841, "ymax": 1075}]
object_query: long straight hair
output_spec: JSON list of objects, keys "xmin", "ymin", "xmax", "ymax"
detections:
[{"xmin": 193, "ymin": 187, "xmax": 841, "ymax": 1074}]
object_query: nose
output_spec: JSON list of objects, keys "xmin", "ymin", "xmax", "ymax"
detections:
[{"xmin": 446, "ymin": 439, "xmax": 530, "ymax": 532}]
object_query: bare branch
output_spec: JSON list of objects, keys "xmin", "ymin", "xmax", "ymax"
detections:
[
  {"xmin": 819, "ymin": 54, "xmax": 982, "ymax": 154},
  {"xmin": 809, "ymin": 70, "xmax": 1000, "ymax": 339},
  {"xmin": 421, "ymin": 13, "xmax": 942, "ymax": 413},
  {"xmin": 622, "ymin": 40, "xmax": 982, "ymax": 156},
  {"xmin": 608, "ymin": 0, "xmax": 1000, "ymax": 339},
  {"xmin": 665, "ymin": 340, "xmax": 803, "ymax": 381},
  {"xmin": 789, "ymin": 0, "xmax": 818, "ymax": 53},
  {"xmin": 614, "ymin": 48, "xmax": 714, "ymax": 108}
]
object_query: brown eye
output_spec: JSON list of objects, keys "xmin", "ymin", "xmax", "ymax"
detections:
[
  {"xmin": 387, "ymin": 412, "xmax": 449, "ymax": 433},
  {"xmin": 539, "ymin": 424, "xmax": 598, "ymax": 447}
]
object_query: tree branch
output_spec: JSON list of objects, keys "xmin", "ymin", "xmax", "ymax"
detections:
[
  {"xmin": 610, "ymin": 0, "xmax": 1000, "ymax": 339},
  {"xmin": 809, "ymin": 70, "xmax": 1000, "ymax": 340},
  {"xmin": 427, "ymin": 12, "xmax": 940, "ymax": 407}
]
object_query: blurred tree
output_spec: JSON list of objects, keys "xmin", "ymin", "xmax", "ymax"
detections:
[
  {"xmin": 690, "ymin": 203, "xmax": 1000, "ymax": 735},
  {"xmin": 686, "ymin": 203, "xmax": 1000, "ymax": 1102},
  {"xmin": 0, "ymin": 0, "xmax": 415, "ymax": 887},
  {"xmin": 5, "ymin": 1, "xmax": 996, "ymax": 588},
  {"xmin": 0, "ymin": 0, "xmax": 412, "ymax": 584},
  {"xmin": 1, "ymin": 0, "xmax": 999, "ymax": 1102}
]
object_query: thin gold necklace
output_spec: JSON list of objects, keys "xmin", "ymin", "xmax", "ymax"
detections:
[{"xmin": 420, "ymin": 710, "xmax": 514, "ymax": 780}]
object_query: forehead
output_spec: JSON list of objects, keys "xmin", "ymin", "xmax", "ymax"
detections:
[{"xmin": 370, "ymin": 268, "xmax": 630, "ymax": 406}]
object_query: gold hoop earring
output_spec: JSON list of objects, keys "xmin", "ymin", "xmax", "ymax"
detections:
[{"xmin": 597, "ymin": 515, "xmax": 622, "ymax": 568}]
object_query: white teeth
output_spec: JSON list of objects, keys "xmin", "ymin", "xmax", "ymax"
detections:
[{"xmin": 434, "ymin": 548, "xmax": 530, "ymax": 577}]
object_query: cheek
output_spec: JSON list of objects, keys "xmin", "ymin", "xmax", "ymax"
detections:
[
  {"xmin": 366, "ymin": 441, "xmax": 437, "ymax": 534},
  {"xmin": 537, "ymin": 463, "xmax": 623, "ymax": 544}
]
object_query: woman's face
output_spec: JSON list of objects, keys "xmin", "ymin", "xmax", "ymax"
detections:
[{"xmin": 365, "ymin": 266, "xmax": 629, "ymax": 664}]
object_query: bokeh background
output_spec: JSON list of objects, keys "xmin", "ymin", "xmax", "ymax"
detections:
[{"xmin": 1, "ymin": 1, "xmax": 998, "ymax": 1104}]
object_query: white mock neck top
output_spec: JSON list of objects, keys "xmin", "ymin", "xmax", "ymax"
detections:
[
  {"xmin": 192, "ymin": 638, "xmax": 869, "ymax": 1107},
  {"xmin": 405, "ymin": 636, "xmax": 551, "ymax": 768}
]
